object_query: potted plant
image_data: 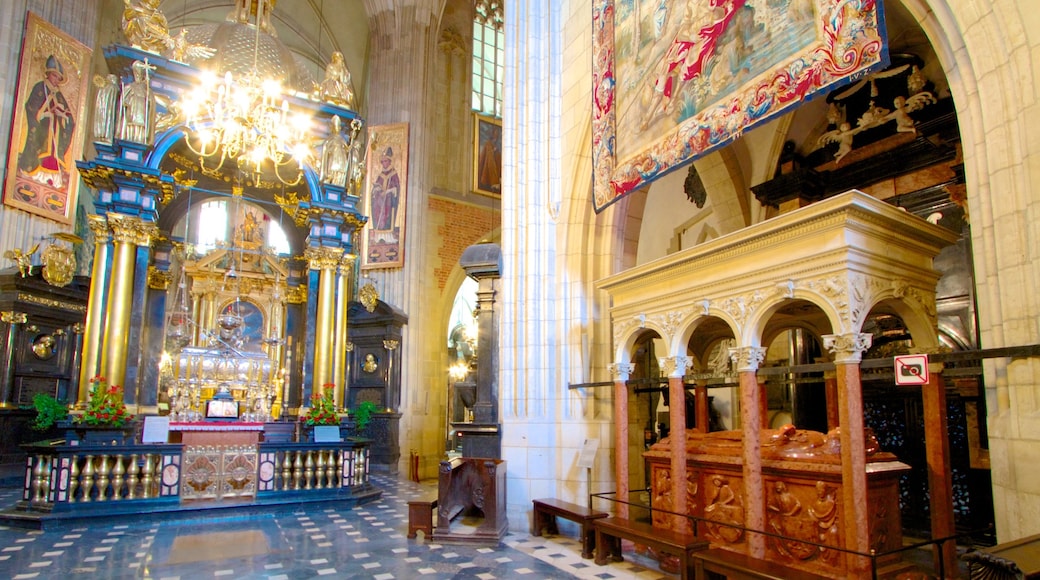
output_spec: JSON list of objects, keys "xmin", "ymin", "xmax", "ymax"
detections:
[
  {"xmin": 351, "ymin": 400, "xmax": 379, "ymax": 436},
  {"xmin": 68, "ymin": 376, "xmax": 136, "ymax": 444},
  {"xmin": 300, "ymin": 389, "xmax": 339, "ymax": 441},
  {"xmin": 31, "ymin": 393, "xmax": 68, "ymax": 432}
]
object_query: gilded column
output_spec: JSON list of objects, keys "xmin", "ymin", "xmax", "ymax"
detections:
[
  {"xmin": 823, "ymin": 332, "xmax": 872, "ymax": 574},
  {"xmin": 79, "ymin": 215, "xmax": 110, "ymax": 405},
  {"xmin": 608, "ymin": 362, "xmax": 634, "ymax": 520},
  {"xmin": 331, "ymin": 253, "xmax": 355, "ymax": 408},
  {"xmin": 660, "ymin": 355, "xmax": 692, "ymax": 533},
  {"xmin": 100, "ymin": 215, "xmax": 152, "ymax": 391},
  {"xmin": 730, "ymin": 345, "xmax": 767, "ymax": 559},
  {"xmin": 307, "ymin": 246, "xmax": 343, "ymax": 393},
  {"xmin": 0, "ymin": 312, "xmax": 27, "ymax": 407}
]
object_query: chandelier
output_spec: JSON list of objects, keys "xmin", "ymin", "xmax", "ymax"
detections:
[
  {"xmin": 181, "ymin": 70, "xmax": 312, "ymax": 185},
  {"xmin": 177, "ymin": 0, "xmax": 313, "ymax": 186}
]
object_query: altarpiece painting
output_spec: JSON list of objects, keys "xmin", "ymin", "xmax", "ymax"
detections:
[
  {"xmin": 592, "ymin": 0, "xmax": 888, "ymax": 212},
  {"xmin": 3, "ymin": 12, "xmax": 92, "ymax": 225},
  {"xmin": 362, "ymin": 122, "xmax": 409, "ymax": 269}
]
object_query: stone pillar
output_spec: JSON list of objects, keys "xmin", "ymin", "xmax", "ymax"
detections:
[
  {"xmin": 307, "ymin": 246, "xmax": 343, "ymax": 394},
  {"xmin": 78, "ymin": 215, "xmax": 110, "ymax": 405},
  {"xmin": 0, "ymin": 312, "xmax": 26, "ymax": 407},
  {"xmin": 731, "ymin": 345, "xmax": 767, "ymax": 558},
  {"xmin": 823, "ymin": 332, "xmax": 873, "ymax": 574},
  {"xmin": 457, "ymin": 243, "xmax": 502, "ymax": 458},
  {"xmin": 661, "ymin": 355, "xmax": 692, "ymax": 532},
  {"xmin": 609, "ymin": 362, "xmax": 635, "ymax": 520}
]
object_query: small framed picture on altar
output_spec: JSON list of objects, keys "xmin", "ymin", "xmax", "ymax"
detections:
[{"xmin": 206, "ymin": 399, "xmax": 240, "ymax": 420}]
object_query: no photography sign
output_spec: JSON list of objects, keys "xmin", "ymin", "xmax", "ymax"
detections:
[{"xmin": 894, "ymin": 354, "xmax": 929, "ymax": 385}]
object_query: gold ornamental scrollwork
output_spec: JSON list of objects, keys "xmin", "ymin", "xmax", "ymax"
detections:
[
  {"xmin": 1, "ymin": 311, "xmax": 27, "ymax": 324},
  {"xmin": 273, "ymin": 191, "xmax": 312, "ymax": 228},
  {"xmin": 383, "ymin": 339, "xmax": 399, "ymax": 351},
  {"xmin": 41, "ymin": 244, "xmax": 76, "ymax": 288},
  {"xmin": 17, "ymin": 293, "xmax": 87, "ymax": 313},
  {"xmin": 79, "ymin": 165, "xmax": 115, "ymax": 190},
  {"xmin": 147, "ymin": 266, "xmax": 172, "ymax": 290},
  {"xmin": 304, "ymin": 246, "xmax": 344, "ymax": 270},
  {"xmin": 358, "ymin": 281, "xmax": 379, "ymax": 312},
  {"xmin": 308, "ymin": 208, "xmax": 368, "ymax": 231},
  {"xmin": 285, "ymin": 285, "xmax": 308, "ymax": 304}
]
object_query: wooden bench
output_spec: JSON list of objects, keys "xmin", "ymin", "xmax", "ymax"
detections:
[
  {"xmin": 593, "ymin": 516, "xmax": 709, "ymax": 580},
  {"xmin": 691, "ymin": 547, "xmax": 830, "ymax": 580},
  {"xmin": 532, "ymin": 498, "xmax": 608, "ymax": 559},
  {"xmin": 407, "ymin": 497, "xmax": 438, "ymax": 539}
]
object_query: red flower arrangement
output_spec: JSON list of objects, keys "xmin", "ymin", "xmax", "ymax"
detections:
[
  {"xmin": 302, "ymin": 386, "xmax": 339, "ymax": 426},
  {"xmin": 78, "ymin": 375, "xmax": 134, "ymax": 428}
]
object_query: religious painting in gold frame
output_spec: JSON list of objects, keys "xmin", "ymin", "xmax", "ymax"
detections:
[
  {"xmin": 3, "ymin": 12, "xmax": 92, "ymax": 225},
  {"xmin": 362, "ymin": 122, "xmax": 409, "ymax": 270},
  {"xmin": 473, "ymin": 113, "xmax": 502, "ymax": 197}
]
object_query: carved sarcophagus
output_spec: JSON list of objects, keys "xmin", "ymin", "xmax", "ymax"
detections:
[{"xmin": 644, "ymin": 426, "xmax": 909, "ymax": 577}]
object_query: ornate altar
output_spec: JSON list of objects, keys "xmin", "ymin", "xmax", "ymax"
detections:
[
  {"xmin": 163, "ymin": 240, "xmax": 288, "ymax": 422},
  {"xmin": 645, "ymin": 426, "xmax": 910, "ymax": 578}
]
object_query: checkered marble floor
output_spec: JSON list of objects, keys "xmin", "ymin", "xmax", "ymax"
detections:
[{"xmin": 0, "ymin": 475, "xmax": 673, "ymax": 579}]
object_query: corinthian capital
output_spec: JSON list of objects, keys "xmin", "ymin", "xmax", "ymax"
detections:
[
  {"xmin": 728, "ymin": 346, "xmax": 767, "ymax": 372},
  {"xmin": 305, "ymin": 246, "xmax": 345, "ymax": 270},
  {"xmin": 87, "ymin": 214, "xmax": 109, "ymax": 244},
  {"xmin": 608, "ymin": 362, "xmax": 636, "ymax": 381},
  {"xmin": 823, "ymin": 333, "xmax": 873, "ymax": 364},
  {"xmin": 658, "ymin": 355, "xmax": 693, "ymax": 378}
]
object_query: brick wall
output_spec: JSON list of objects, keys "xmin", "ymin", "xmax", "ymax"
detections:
[{"xmin": 428, "ymin": 197, "xmax": 498, "ymax": 290}]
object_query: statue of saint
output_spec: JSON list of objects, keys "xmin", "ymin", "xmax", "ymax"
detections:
[
  {"xmin": 119, "ymin": 60, "xmax": 157, "ymax": 145},
  {"xmin": 122, "ymin": 0, "xmax": 172, "ymax": 53},
  {"xmin": 317, "ymin": 51, "xmax": 356, "ymax": 109},
  {"xmin": 92, "ymin": 74, "xmax": 120, "ymax": 145},
  {"xmin": 319, "ymin": 116, "xmax": 350, "ymax": 187}
]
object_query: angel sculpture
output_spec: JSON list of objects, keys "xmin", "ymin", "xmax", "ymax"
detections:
[
  {"xmin": 817, "ymin": 122, "xmax": 863, "ymax": 165},
  {"xmin": 887, "ymin": 92, "xmax": 937, "ymax": 134},
  {"xmin": 4, "ymin": 243, "xmax": 40, "ymax": 278},
  {"xmin": 167, "ymin": 29, "xmax": 216, "ymax": 64},
  {"xmin": 122, "ymin": 0, "xmax": 172, "ymax": 54}
]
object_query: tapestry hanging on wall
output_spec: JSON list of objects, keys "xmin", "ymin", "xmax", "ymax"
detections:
[
  {"xmin": 3, "ymin": 12, "xmax": 92, "ymax": 225},
  {"xmin": 592, "ymin": 0, "xmax": 888, "ymax": 212},
  {"xmin": 362, "ymin": 122, "xmax": 409, "ymax": 269}
]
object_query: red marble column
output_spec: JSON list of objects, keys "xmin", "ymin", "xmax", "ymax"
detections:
[
  {"xmin": 825, "ymin": 333, "xmax": 872, "ymax": 575},
  {"xmin": 610, "ymin": 362, "xmax": 635, "ymax": 520},
  {"xmin": 824, "ymin": 370, "xmax": 839, "ymax": 430},
  {"xmin": 695, "ymin": 380, "xmax": 709, "ymax": 433},
  {"xmin": 921, "ymin": 363, "xmax": 957, "ymax": 577},
  {"xmin": 663, "ymin": 356, "xmax": 692, "ymax": 532},
  {"xmin": 734, "ymin": 347, "xmax": 767, "ymax": 559}
]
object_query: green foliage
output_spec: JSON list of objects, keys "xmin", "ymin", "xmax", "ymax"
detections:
[
  {"xmin": 31, "ymin": 393, "xmax": 68, "ymax": 431},
  {"xmin": 352, "ymin": 400, "xmax": 379, "ymax": 433}
]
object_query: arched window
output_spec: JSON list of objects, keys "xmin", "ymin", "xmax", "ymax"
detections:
[{"xmin": 472, "ymin": 0, "xmax": 503, "ymax": 118}]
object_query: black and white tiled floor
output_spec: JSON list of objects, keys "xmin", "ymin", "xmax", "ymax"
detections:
[{"xmin": 0, "ymin": 475, "xmax": 672, "ymax": 579}]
